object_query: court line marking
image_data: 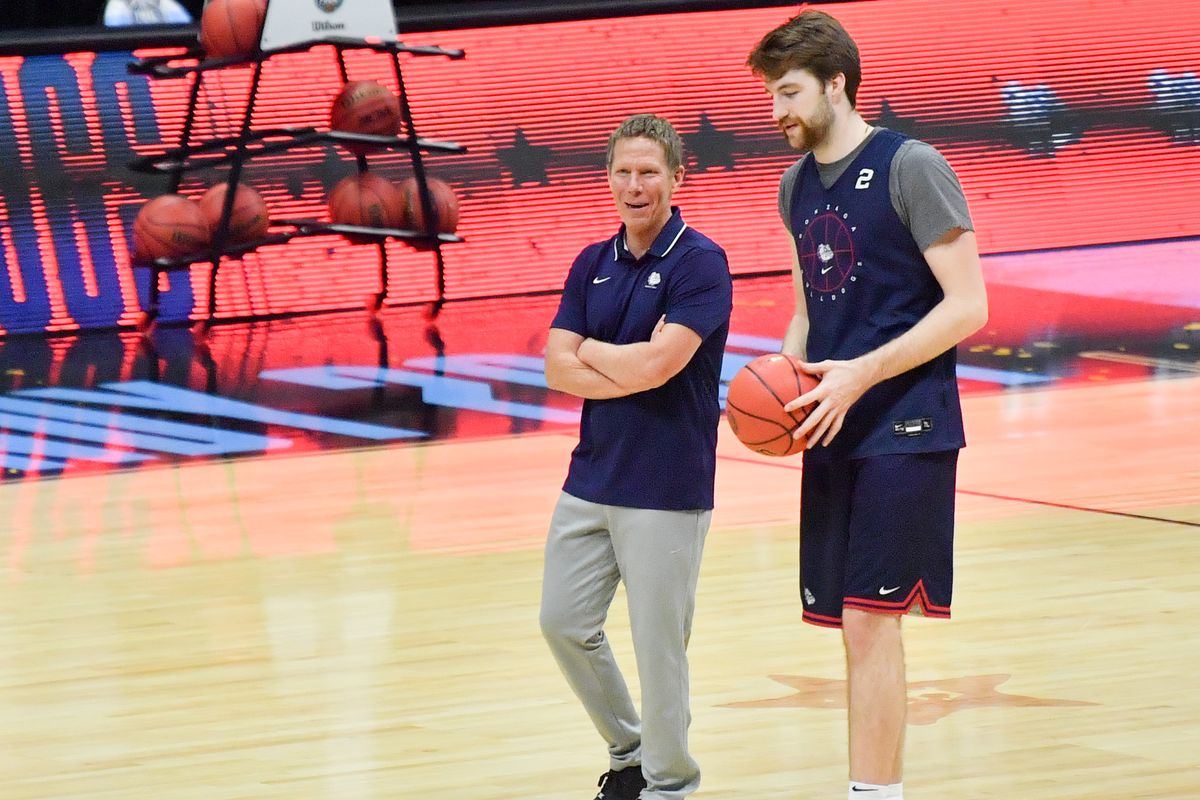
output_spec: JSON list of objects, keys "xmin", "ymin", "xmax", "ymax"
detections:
[
  {"xmin": 1078, "ymin": 351, "xmax": 1200, "ymax": 373},
  {"xmin": 716, "ymin": 454, "xmax": 1200, "ymax": 529}
]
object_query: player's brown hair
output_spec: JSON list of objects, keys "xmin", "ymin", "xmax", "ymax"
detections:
[{"xmin": 746, "ymin": 10, "xmax": 862, "ymax": 107}]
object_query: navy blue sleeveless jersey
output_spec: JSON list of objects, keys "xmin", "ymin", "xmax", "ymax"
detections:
[
  {"xmin": 789, "ymin": 129, "xmax": 965, "ymax": 461},
  {"xmin": 551, "ymin": 208, "xmax": 733, "ymax": 510}
]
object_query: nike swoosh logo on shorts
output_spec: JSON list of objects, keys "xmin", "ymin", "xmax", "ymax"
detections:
[
  {"xmin": 878, "ymin": 586, "xmax": 901, "ymax": 595},
  {"xmin": 820, "ymin": 265, "xmax": 834, "ymax": 274},
  {"xmin": 593, "ymin": 276, "xmax": 612, "ymax": 284}
]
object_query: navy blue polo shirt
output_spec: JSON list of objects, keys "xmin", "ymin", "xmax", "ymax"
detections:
[
  {"xmin": 551, "ymin": 208, "xmax": 732, "ymax": 511},
  {"xmin": 788, "ymin": 129, "xmax": 966, "ymax": 461}
]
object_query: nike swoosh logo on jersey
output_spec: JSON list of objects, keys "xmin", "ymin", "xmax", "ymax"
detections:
[
  {"xmin": 593, "ymin": 276, "xmax": 612, "ymax": 284},
  {"xmin": 879, "ymin": 586, "xmax": 901, "ymax": 595}
]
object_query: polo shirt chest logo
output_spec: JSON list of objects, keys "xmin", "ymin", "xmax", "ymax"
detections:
[{"xmin": 645, "ymin": 271, "xmax": 661, "ymax": 289}]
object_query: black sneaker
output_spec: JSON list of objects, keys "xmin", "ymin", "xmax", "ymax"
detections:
[{"xmin": 593, "ymin": 767, "xmax": 646, "ymax": 800}]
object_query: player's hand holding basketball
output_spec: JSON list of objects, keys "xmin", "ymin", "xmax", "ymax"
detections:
[
  {"xmin": 784, "ymin": 356, "xmax": 878, "ymax": 447},
  {"xmin": 726, "ymin": 354, "xmax": 819, "ymax": 457}
]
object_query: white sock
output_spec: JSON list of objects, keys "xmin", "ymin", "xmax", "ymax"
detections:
[{"xmin": 848, "ymin": 781, "xmax": 903, "ymax": 799}]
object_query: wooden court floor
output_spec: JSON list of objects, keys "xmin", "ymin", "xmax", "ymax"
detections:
[{"xmin": 1, "ymin": 375, "xmax": 1197, "ymax": 799}]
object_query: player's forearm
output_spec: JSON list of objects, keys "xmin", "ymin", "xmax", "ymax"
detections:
[
  {"xmin": 857, "ymin": 294, "xmax": 988, "ymax": 385},
  {"xmin": 545, "ymin": 351, "xmax": 632, "ymax": 399},
  {"xmin": 780, "ymin": 313, "xmax": 809, "ymax": 359},
  {"xmin": 577, "ymin": 339, "xmax": 669, "ymax": 393}
]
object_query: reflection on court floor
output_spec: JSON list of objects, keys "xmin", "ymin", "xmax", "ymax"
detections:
[{"xmin": 2, "ymin": 240, "xmax": 1198, "ymax": 479}]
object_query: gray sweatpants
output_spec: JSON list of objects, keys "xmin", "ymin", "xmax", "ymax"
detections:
[{"xmin": 539, "ymin": 492, "xmax": 711, "ymax": 800}]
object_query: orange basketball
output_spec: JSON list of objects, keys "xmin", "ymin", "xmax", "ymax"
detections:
[
  {"xmin": 132, "ymin": 194, "xmax": 210, "ymax": 262},
  {"xmin": 330, "ymin": 81, "xmax": 401, "ymax": 153},
  {"xmin": 199, "ymin": 0, "xmax": 267, "ymax": 59},
  {"xmin": 328, "ymin": 173, "xmax": 407, "ymax": 229},
  {"xmin": 400, "ymin": 176, "xmax": 460, "ymax": 234},
  {"xmin": 199, "ymin": 182, "xmax": 270, "ymax": 243},
  {"xmin": 725, "ymin": 354, "xmax": 820, "ymax": 457}
]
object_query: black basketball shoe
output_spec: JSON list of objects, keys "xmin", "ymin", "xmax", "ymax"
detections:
[{"xmin": 593, "ymin": 767, "xmax": 646, "ymax": 800}]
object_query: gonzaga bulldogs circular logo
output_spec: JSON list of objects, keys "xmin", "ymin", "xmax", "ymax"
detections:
[
  {"xmin": 315, "ymin": 0, "xmax": 343, "ymax": 12},
  {"xmin": 797, "ymin": 203, "xmax": 861, "ymax": 301}
]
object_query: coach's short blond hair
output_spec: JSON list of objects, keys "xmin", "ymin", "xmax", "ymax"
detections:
[{"xmin": 605, "ymin": 114, "xmax": 684, "ymax": 172}]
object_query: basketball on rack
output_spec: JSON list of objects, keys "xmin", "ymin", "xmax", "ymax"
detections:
[
  {"xmin": 199, "ymin": 0, "xmax": 268, "ymax": 59},
  {"xmin": 330, "ymin": 81, "xmax": 401, "ymax": 154},
  {"xmin": 132, "ymin": 194, "xmax": 211, "ymax": 262},
  {"xmin": 328, "ymin": 173, "xmax": 407, "ymax": 229},
  {"xmin": 200, "ymin": 182, "xmax": 270, "ymax": 244},
  {"xmin": 400, "ymin": 176, "xmax": 460, "ymax": 234}
]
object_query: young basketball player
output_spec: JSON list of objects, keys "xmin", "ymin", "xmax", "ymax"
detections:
[{"xmin": 747, "ymin": 11, "xmax": 988, "ymax": 800}]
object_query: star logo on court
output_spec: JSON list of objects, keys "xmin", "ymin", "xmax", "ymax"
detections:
[
  {"xmin": 722, "ymin": 673, "xmax": 1096, "ymax": 725},
  {"xmin": 684, "ymin": 112, "xmax": 736, "ymax": 170},
  {"xmin": 496, "ymin": 127, "xmax": 552, "ymax": 187}
]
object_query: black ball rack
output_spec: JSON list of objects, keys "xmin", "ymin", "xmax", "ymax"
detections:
[{"xmin": 127, "ymin": 35, "xmax": 467, "ymax": 335}]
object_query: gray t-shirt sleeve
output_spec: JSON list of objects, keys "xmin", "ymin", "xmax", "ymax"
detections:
[
  {"xmin": 777, "ymin": 158, "xmax": 806, "ymax": 235},
  {"xmin": 889, "ymin": 139, "xmax": 974, "ymax": 252}
]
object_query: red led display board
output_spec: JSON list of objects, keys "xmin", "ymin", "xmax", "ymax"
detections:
[{"xmin": 0, "ymin": 0, "xmax": 1198, "ymax": 335}]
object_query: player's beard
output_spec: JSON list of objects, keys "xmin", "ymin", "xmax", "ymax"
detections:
[{"xmin": 781, "ymin": 92, "xmax": 835, "ymax": 152}]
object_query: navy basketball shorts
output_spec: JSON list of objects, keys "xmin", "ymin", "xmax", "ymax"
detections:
[{"xmin": 798, "ymin": 450, "xmax": 959, "ymax": 628}]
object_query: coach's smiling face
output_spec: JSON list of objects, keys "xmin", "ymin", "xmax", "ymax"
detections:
[{"xmin": 607, "ymin": 136, "xmax": 684, "ymax": 252}]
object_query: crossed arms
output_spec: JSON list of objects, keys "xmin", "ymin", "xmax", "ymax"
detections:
[{"xmin": 544, "ymin": 319, "xmax": 703, "ymax": 399}]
